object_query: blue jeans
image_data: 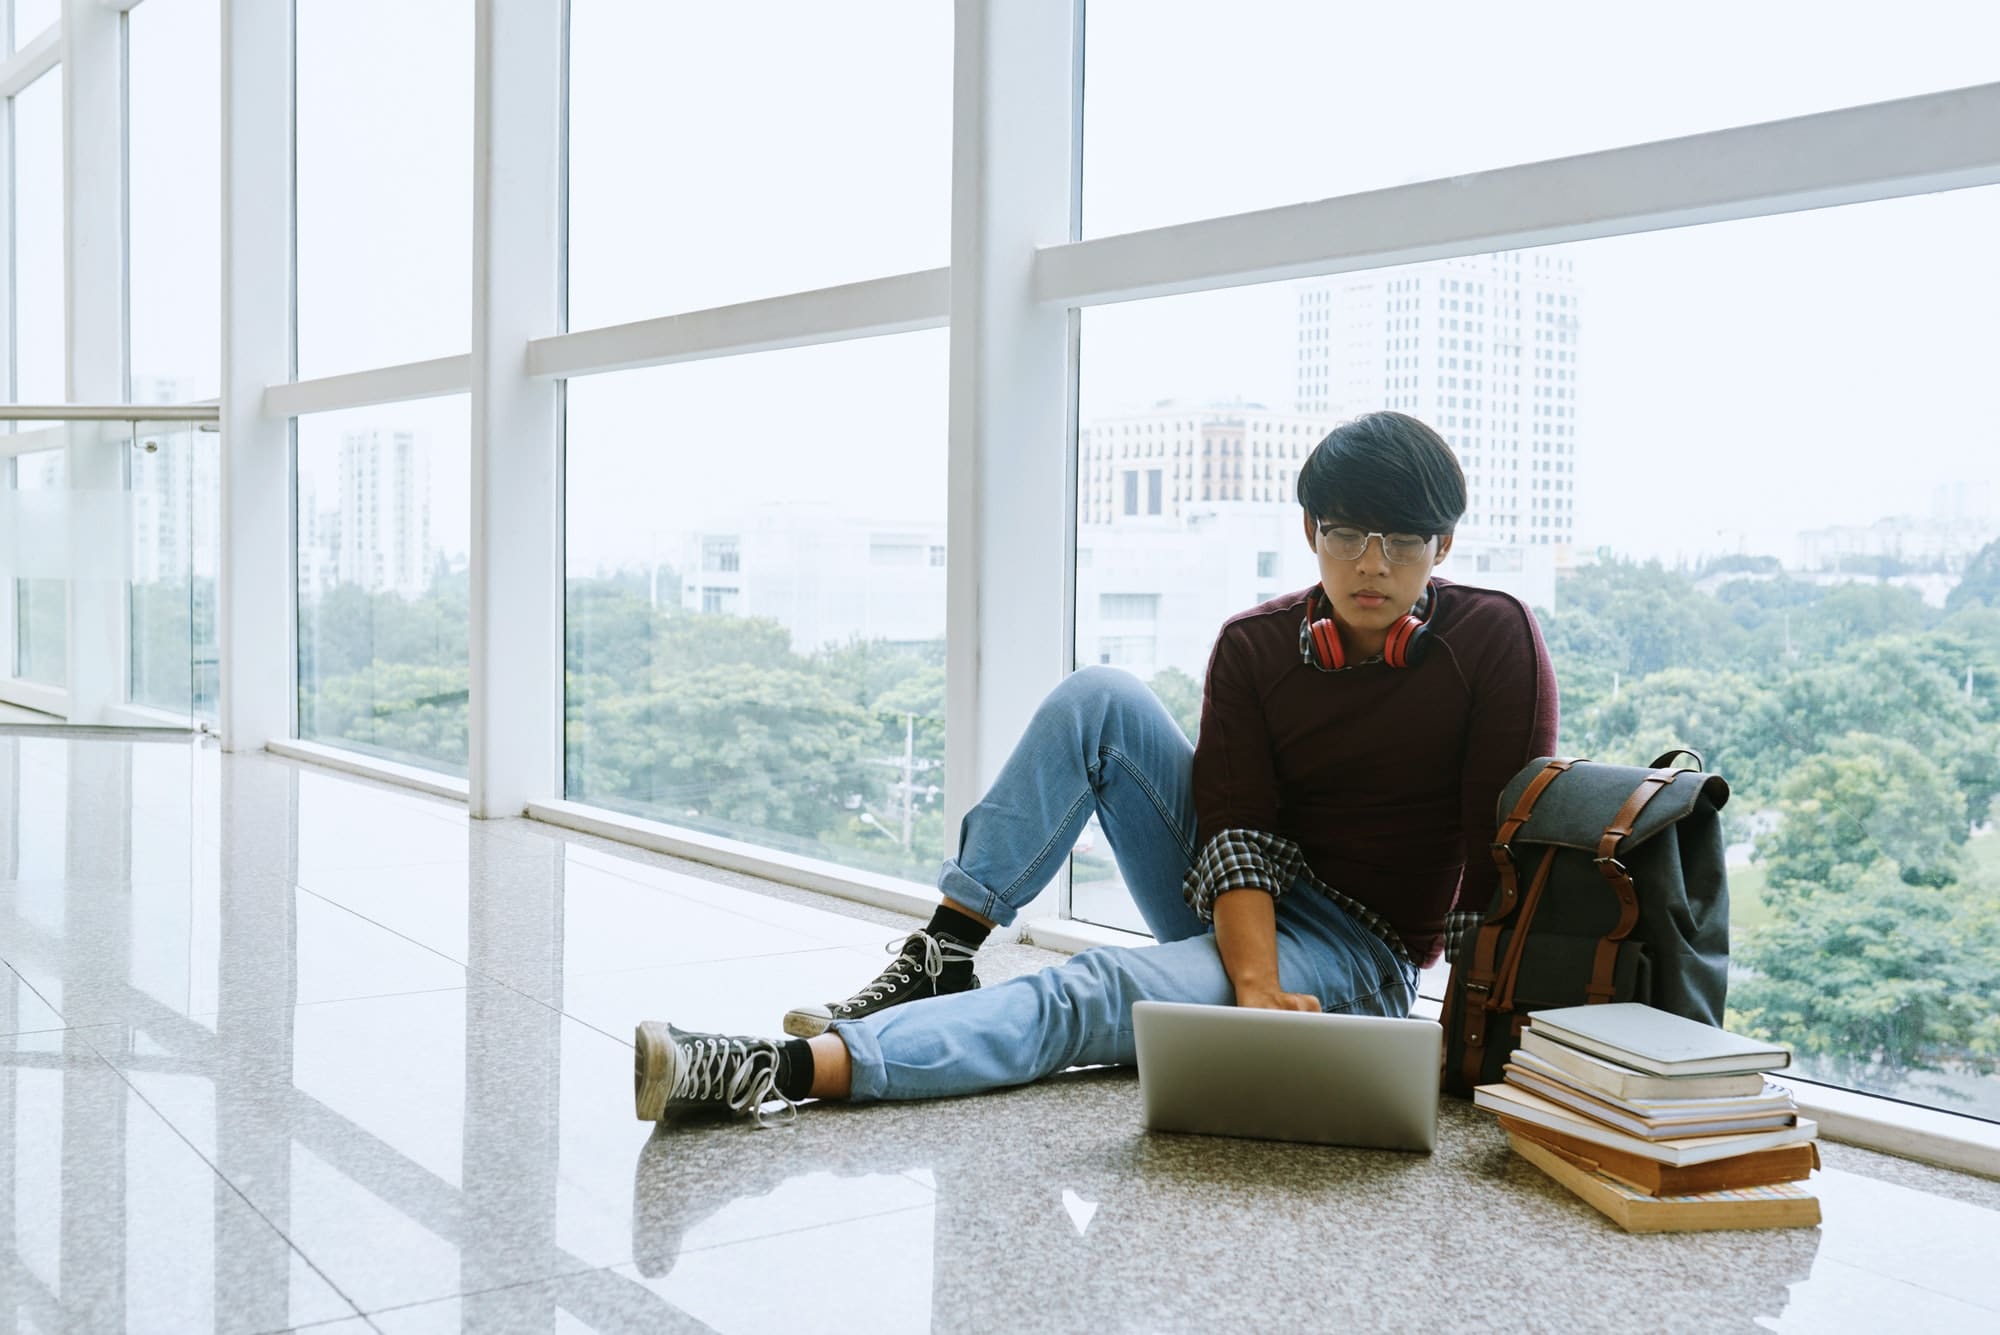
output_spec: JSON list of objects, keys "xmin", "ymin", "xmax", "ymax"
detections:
[{"xmin": 834, "ymin": 666, "xmax": 1420, "ymax": 1103}]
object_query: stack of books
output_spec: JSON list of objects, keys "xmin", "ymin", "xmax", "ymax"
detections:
[{"xmin": 1473, "ymin": 1003, "xmax": 1821, "ymax": 1232}]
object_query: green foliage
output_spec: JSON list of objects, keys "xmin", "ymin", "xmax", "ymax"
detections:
[
  {"xmin": 1945, "ymin": 538, "xmax": 2000, "ymax": 615},
  {"xmin": 1729, "ymin": 857, "xmax": 2000, "ymax": 1085},
  {"xmin": 1752, "ymin": 735, "xmax": 1968, "ymax": 893}
]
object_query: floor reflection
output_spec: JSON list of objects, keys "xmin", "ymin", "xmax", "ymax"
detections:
[{"xmin": 0, "ymin": 733, "xmax": 1996, "ymax": 1333}]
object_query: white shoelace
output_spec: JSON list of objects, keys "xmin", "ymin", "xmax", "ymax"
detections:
[
  {"xmin": 668, "ymin": 1035, "xmax": 798, "ymax": 1128},
  {"xmin": 845, "ymin": 930, "xmax": 979, "ymax": 1008}
]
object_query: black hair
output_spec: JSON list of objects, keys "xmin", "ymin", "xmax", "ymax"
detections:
[{"xmin": 1294, "ymin": 410, "xmax": 1466, "ymax": 536}]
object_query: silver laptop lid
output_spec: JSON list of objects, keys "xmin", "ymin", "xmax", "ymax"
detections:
[{"xmin": 1132, "ymin": 1001, "xmax": 1441, "ymax": 1152}]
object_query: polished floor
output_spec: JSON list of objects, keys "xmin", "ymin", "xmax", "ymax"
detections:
[{"xmin": 2, "ymin": 733, "xmax": 1998, "ymax": 1334}]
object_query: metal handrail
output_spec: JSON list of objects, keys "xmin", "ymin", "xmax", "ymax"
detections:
[{"xmin": 2, "ymin": 404, "xmax": 220, "ymax": 422}]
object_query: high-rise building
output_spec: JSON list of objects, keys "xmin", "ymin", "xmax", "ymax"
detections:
[
  {"xmin": 127, "ymin": 376, "xmax": 220, "ymax": 587},
  {"xmin": 1296, "ymin": 253, "xmax": 1580, "ymax": 549},
  {"xmin": 679, "ymin": 505, "xmax": 948, "ymax": 653},
  {"xmin": 335, "ymin": 427, "xmax": 433, "ymax": 598},
  {"xmin": 1076, "ymin": 401, "xmax": 1334, "ymax": 528}
]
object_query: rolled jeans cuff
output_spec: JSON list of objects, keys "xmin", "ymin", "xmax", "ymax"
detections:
[
  {"xmin": 828, "ymin": 1020, "xmax": 888, "ymax": 1104},
  {"xmin": 937, "ymin": 857, "xmax": 1019, "ymax": 928}
]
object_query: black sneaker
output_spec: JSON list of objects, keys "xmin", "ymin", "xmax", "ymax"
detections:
[
  {"xmin": 782, "ymin": 929, "xmax": 981, "ymax": 1037},
  {"xmin": 634, "ymin": 1021, "xmax": 797, "ymax": 1127}
]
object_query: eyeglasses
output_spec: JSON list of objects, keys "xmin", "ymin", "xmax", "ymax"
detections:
[{"xmin": 1315, "ymin": 525, "xmax": 1434, "ymax": 565}]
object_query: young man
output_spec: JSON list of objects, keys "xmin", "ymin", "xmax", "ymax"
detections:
[{"xmin": 633, "ymin": 410, "xmax": 1557, "ymax": 1124}]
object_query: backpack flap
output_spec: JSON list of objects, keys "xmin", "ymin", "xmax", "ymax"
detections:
[{"xmin": 1496, "ymin": 756, "xmax": 1731, "ymax": 855}]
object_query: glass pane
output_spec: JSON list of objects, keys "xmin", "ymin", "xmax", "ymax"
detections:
[
  {"xmin": 294, "ymin": 0, "xmax": 471, "ymax": 378},
  {"xmin": 129, "ymin": 0, "xmax": 221, "ymax": 402},
  {"xmin": 13, "ymin": 69, "xmax": 64, "ymax": 402},
  {"xmin": 12, "ymin": 450, "xmax": 66, "ymax": 685},
  {"xmin": 12, "ymin": 1, "xmax": 57, "ymax": 49},
  {"xmin": 564, "ymin": 331, "xmax": 948, "ymax": 884},
  {"xmin": 296, "ymin": 397, "xmax": 471, "ymax": 775},
  {"xmin": 566, "ymin": 0, "xmax": 950, "ymax": 330},
  {"xmin": 129, "ymin": 423, "xmax": 218, "ymax": 721},
  {"xmin": 1072, "ymin": 184, "xmax": 2000, "ymax": 1121},
  {"xmin": 1083, "ymin": 0, "xmax": 2000, "ymax": 237}
]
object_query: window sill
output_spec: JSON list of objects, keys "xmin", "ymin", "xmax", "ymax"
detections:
[
  {"xmin": 264, "ymin": 738, "xmax": 470, "ymax": 801},
  {"xmin": 524, "ymin": 798, "xmax": 954, "ymax": 926}
]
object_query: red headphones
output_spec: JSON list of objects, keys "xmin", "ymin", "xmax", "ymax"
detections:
[{"xmin": 1299, "ymin": 582, "xmax": 1436, "ymax": 672}]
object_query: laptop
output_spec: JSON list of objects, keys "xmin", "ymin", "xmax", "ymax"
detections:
[{"xmin": 1132, "ymin": 1001, "xmax": 1441, "ymax": 1152}]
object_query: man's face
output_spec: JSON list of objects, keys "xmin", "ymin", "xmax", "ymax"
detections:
[{"xmin": 1301, "ymin": 512, "xmax": 1453, "ymax": 638}]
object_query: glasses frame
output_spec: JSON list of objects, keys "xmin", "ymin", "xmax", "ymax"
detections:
[{"xmin": 1314, "ymin": 524, "xmax": 1436, "ymax": 566}]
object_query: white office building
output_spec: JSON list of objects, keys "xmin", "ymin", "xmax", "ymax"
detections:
[
  {"xmin": 680, "ymin": 505, "xmax": 948, "ymax": 653},
  {"xmin": 1296, "ymin": 252, "xmax": 1581, "ymax": 551}
]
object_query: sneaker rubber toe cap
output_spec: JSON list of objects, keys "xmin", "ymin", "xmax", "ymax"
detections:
[{"xmin": 782, "ymin": 1004, "xmax": 833, "ymax": 1038}]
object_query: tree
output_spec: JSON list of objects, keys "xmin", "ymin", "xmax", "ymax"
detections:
[
  {"xmin": 1555, "ymin": 560, "xmax": 1742, "ymax": 677},
  {"xmin": 1730, "ymin": 856, "xmax": 2000, "ymax": 1087},
  {"xmin": 1732, "ymin": 735, "xmax": 2000, "ymax": 1087},
  {"xmin": 1945, "ymin": 537, "xmax": 2000, "ymax": 615},
  {"xmin": 1146, "ymin": 666, "xmax": 1202, "ymax": 743}
]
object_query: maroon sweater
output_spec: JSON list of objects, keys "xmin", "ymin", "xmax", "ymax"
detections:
[{"xmin": 1191, "ymin": 578, "xmax": 1558, "ymax": 966}]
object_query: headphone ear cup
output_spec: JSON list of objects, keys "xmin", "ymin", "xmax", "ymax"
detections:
[
  {"xmin": 1383, "ymin": 614, "xmax": 1430, "ymax": 668},
  {"xmin": 1310, "ymin": 618, "xmax": 1345, "ymax": 670}
]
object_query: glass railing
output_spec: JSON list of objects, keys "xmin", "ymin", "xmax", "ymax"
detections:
[{"xmin": 1, "ymin": 405, "xmax": 219, "ymax": 731}]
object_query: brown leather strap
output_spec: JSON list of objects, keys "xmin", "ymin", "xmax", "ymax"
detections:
[
  {"xmin": 1458, "ymin": 920, "xmax": 1508, "ymax": 1091},
  {"xmin": 1492, "ymin": 848, "xmax": 1558, "ymax": 1014},
  {"xmin": 1485, "ymin": 756, "xmax": 1577, "ymax": 925},
  {"xmin": 1584, "ymin": 771, "xmax": 1676, "ymax": 1003},
  {"xmin": 1456, "ymin": 757, "xmax": 1579, "ymax": 1091},
  {"xmin": 1595, "ymin": 768, "xmax": 1678, "ymax": 863}
]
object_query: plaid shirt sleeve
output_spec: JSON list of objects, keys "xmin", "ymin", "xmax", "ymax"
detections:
[
  {"xmin": 1442, "ymin": 909, "xmax": 1483, "ymax": 967},
  {"xmin": 1180, "ymin": 829, "xmax": 1304, "ymax": 923}
]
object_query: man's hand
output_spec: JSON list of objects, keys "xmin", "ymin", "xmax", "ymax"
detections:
[
  {"xmin": 1232, "ymin": 986, "xmax": 1322, "ymax": 1013},
  {"xmin": 1212, "ymin": 888, "xmax": 1324, "ymax": 1013}
]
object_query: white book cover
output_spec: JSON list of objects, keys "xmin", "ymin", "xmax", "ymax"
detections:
[
  {"xmin": 1528, "ymin": 1004, "xmax": 1790, "ymax": 1076},
  {"xmin": 1517, "ymin": 1028, "xmax": 1770, "ymax": 1101}
]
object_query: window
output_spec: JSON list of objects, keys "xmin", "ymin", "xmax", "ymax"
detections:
[
  {"xmin": 294, "ymin": 0, "xmax": 471, "ymax": 377},
  {"xmin": 1123, "ymin": 471, "xmax": 1139, "ymax": 516},
  {"xmin": 701, "ymin": 537, "xmax": 741, "ymax": 574},
  {"xmin": 129, "ymin": 0, "xmax": 222, "ymax": 402},
  {"xmin": 9, "ymin": 3, "xmax": 53, "ymax": 50},
  {"xmin": 564, "ymin": 331, "xmax": 948, "ymax": 886},
  {"xmin": 12, "ymin": 69, "xmax": 62, "ymax": 403},
  {"xmin": 10, "ymin": 451, "xmax": 65, "ymax": 685},
  {"xmin": 295, "ymin": 396, "xmax": 472, "ymax": 775},
  {"xmin": 1256, "ymin": 551, "xmax": 1279, "ymax": 578},
  {"xmin": 1083, "ymin": 2, "xmax": 2000, "ymax": 235},
  {"xmin": 128, "ymin": 423, "xmax": 219, "ymax": 721},
  {"xmin": 566, "ymin": 0, "xmax": 949, "ymax": 329},
  {"xmin": 1099, "ymin": 593, "xmax": 1160, "ymax": 621},
  {"xmin": 1147, "ymin": 468, "xmax": 1163, "ymax": 515}
]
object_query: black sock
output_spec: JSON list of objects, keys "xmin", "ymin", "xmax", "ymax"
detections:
[
  {"xmin": 775, "ymin": 1038, "xmax": 815, "ymax": 1102},
  {"xmin": 926, "ymin": 903, "xmax": 992, "ymax": 953}
]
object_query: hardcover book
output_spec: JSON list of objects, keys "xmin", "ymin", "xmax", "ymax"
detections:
[
  {"xmin": 1509, "ymin": 1131, "xmax": 1821, "ymax": 1232},
  {"xmin": 1494, "ymin": 1115, "xmax": 1820, "ymax": 1196},
  {"xmin": 1474, "ymin": 1082, "xmax": 1817, "ymax": 1166},
  {"xmin": 1526, "ymin": 1003, "xmax": 1790, "ymax": 1077},
  {"xmin": 1517, "ymin": 1027, "xmax": 1771, "ymax": 1101}
]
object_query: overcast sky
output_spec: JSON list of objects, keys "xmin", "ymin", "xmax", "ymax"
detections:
[{"xmin": 79, "ymin": 0, "xmax": 2000, "ymax": 572}]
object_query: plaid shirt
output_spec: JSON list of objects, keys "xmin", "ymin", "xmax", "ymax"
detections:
[{"xmin": 1182, "ymin": 827, "xmax": 1485, "ymax": 975}]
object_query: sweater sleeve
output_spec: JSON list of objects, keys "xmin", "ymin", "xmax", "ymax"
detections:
[
  {"xmin": 1453, "ymin": 598, "xmax": 1560, "ymax": 919},
  {"xmin": 1190, "ymin": 622, "xmax": 1280, "ymax": 850}
]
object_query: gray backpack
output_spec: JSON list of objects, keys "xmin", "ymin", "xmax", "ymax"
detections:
[{"xmin": 1442, "ymin": 751, "xmax": 1732, "ymax": 1097}]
